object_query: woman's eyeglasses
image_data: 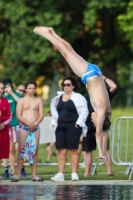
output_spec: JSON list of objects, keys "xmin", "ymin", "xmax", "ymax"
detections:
[
  {"xmin": 63, "ymin": 83, "xmax": 71, "ymax": 87},
  {"xmin": 19, "ymin": 89, "xmax": 25, "ymax": 92}
]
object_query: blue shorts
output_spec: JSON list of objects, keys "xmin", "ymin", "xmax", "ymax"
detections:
[
  {"xmin": 81, "ymin": 63, "xmax": 102, "ymax": 84},
  {"xmin": 55, "ymin": 125, "xmax": 82, "ymax": 150}
]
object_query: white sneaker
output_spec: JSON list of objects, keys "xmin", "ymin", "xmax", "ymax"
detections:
[
  {"xmin": 51, "ymin": 173, "xmax": 65, "ymax": 181},
  {"xmin": 71, "ymin": 172, "xmax": 79, "ymax": 181}
]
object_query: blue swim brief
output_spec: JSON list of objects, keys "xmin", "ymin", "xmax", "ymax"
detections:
[
  {"xmin": 81, "ymin": 63, "xmax": 102, "ymax": 84},
  {"xmin": 19, "ymin": 125, "xmax": 39, "ymax": 132}
]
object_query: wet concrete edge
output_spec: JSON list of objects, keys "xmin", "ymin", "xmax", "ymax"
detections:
[{"xmin": 0, "ymin": 180, "xmax": 133, "ymax": 185}]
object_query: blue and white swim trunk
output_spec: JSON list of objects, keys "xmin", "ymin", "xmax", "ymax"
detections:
[{"xmin": 81, "ymin": 63, "xmax": 102, "ymax": 84}]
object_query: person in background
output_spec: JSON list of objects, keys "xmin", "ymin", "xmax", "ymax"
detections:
[
  {"xmin": 82, "ymin": 94, "xmax": 97, "ymax": 177},
  {"xmin": 46, "ymin": 142, "xmax": 56, "ymax": 163},
  {"xmin": 16, "ymin": 84, "xmax": 27, "ymax": 178},
  {"xmin": 78, "ymin": 136, "xmax": 85, "ymax": 165},
  {"xmin": 2, "ymin": 79, "xmax": 21, "ymax": 178},
  {"xmin": 0, "ymin": 81, "xmax": 12, "ymax": 181},
  {"xmin": 16, "ymin": 85, "xmax": 26, "ymax": 97},
  {"xmin": 83, "ymin": 76, "xmax": 117, "ymax": 177},
  {"xmin": 46, "ymin": 111, "xmax": 56, "ymax": 163},
  {"xmin": 50, "ymin": 76, "xmax": 88, "ymax": 181}
]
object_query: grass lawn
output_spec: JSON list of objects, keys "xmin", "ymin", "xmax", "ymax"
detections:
[{"xmin": 1, "ymin": 107, "xmax": 133, "ymax": 181}]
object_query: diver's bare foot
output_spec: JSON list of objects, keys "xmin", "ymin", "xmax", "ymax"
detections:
[
  {"xmin": 91, "ymin": 112, "xmax": 97, "ymax": 127},
  {"xmin": 48, "ymin": 27, "xmax": 54, "ymax": 32},
  {"xmin": 33, "ymin": 26, "xmax": 50, "ymax": 37},
  {"xmin": 49, "ymin": 28, "xmax": 59, "ymax": 38}
]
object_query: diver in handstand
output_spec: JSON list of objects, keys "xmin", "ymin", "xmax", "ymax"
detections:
[{"xmin": 33, "ymin": 26, "xmax": 111, "ymax": 162}]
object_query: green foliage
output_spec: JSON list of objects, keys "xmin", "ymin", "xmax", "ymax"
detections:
[
  {"xmin": 0, "ymin": 0, "xmax": 87, "ymax": 85},
  {"xmin": 118, "ymin": 0, "xmax": 133, "ymax": 51},
  {"xmin": 83, "ymin": 0, "xmax": 130, "ymax": 68},
  {"xmin": 0, "ymin": 0, "xmax": 133, "ymax": 106},
  {"xmin": 82, "ymin": 0, "xmax": 133, "ymax": 105},
  {"xmin": 0, "ymin": 0, "xmax": 63, "ymax": 84}
]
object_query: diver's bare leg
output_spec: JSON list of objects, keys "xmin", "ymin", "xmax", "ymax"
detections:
[
  {"xmin": 33, "ymin": 26, "xmax": 87, "ymax": 77},
  {"xmin": 49, "ymin": 28, "xmax": 85, "ymax": 62}
]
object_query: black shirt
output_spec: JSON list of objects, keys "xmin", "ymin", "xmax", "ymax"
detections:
[
  {"xmin": 86, "ymin": 88, "xmax": 117, "ymax": 132},
  {"xmin": 57, "ymin": 95, "xmax": 79, "ymax": 126}
]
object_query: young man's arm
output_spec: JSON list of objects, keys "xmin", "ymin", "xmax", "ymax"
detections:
[
  {"xmin": 34, "ymin": 98, "xmax": 44, "ymax": 126},
  {"xmin": 6, "ymin": 86, "xmax": 20, "ymax": 102}
]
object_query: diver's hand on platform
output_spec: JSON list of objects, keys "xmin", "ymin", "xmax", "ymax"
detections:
[{"xmin": 91, "ymin": 112, "xmax": 97, "ymax": 127}]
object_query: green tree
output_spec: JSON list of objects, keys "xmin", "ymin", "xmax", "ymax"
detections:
[
  {"xmin": 117, "ymin": 0, "xmax": 133, "ymax": 106},
  {"xmin": 83, "ymin": 0, "xmax": 131, "ymax": 79},
  {"xmin": 0, "ymin": 0, "xmax": 132, "ymax": 105},
  {"xmin": 0, "ymin": 0, "xmax": 87, "ymax": 86},
  {"xmin": 118, "ymin": 0, "xmax": 133, "ymax": 51}
]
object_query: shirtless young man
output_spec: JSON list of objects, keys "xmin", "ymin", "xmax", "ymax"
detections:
[
  {"xmin": 33, "ymin": 26, "xmax": 111, "ymax": 162},
  {"xmin": 11, "ymin": 80, "xmax": 44, "ymax": 182}
]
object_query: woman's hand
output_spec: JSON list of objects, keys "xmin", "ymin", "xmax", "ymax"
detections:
[
  {"xmin": 75, "ymin": 124, "xmax": 80, "ymax": 129},
  {"xmin": 0, "ymin": 123, "xmax": 5, "ymax": 130}
]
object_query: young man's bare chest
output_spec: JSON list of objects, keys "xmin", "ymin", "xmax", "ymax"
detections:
[{"xmin": 23, "ymin": 99, "xmax": 39, "ymax": 111}]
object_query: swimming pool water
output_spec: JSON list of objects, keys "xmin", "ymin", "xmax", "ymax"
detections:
[{"xmin": 0, "ymin": 185, "xmax": 133, "ymax": 200}]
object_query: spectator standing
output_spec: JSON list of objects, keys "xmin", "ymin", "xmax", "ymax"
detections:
[
  {"xmin": 11, "ymin": 80, "xmax": 44, "ymax": 182},
  {"xmin": 50, "ymin": 77, "xmax": 88, "ymax": 181},
  {"xmin": 2, "ymin": 79, "xmax": 21, "ymax": 178},
  {"xmin": 46, "ymin": 111, "xmax": 56, "ymax": 163},
  {"xmin": 0, "ymin": 81, "xmax": 12, "ymax": 180},
  {"xmin": 16, "ymin": 84, "xmax": 27, "ymax": 178}
]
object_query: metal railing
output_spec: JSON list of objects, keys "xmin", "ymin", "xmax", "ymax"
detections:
[{"xmin": 111, "ymin": 116, "xmax": 133, "ymax": 180}]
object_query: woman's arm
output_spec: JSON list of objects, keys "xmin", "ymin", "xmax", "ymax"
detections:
[
  {"xmin": 72, "ymin": 93, "xmax": 89, "ymax": 127},
  {"xmin": 50, "ymin": 97, "xmax": 59, "ymax": 130}
]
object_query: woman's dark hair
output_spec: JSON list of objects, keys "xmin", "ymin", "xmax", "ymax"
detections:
[
  {"xmin": 25, "ymin": 80, "xmax": 37, "ymax": 89},
  {"xmin": 61, "ymin": 76, "xmax": 79, "ymax": 91}
]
